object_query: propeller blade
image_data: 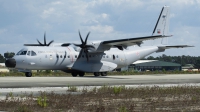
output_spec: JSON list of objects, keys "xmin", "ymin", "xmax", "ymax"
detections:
[
  {"xmin": 47, "ymin": 40, "xmax": 54, "ymax": 46},
  {"xmin": 77, "ymin": 49, "xmax": 83, "ymax": 60},
  {"xmin": 44, "ymin": 32, "xmax": 47, "ymax": 46},
  {"xmin": 85, "ymin": 49, "xmax": 89, "ymax": 62},
  {"xmin": 37, "ymin": 39, "xmax": 43, "ymax": 46},
  {"xmin": 79, "ymin": 31, "xmax": 84, "ymax": 44},
  {"xmin": 85, "ymin": 32, "xmax": 90, "ymax": 44}
]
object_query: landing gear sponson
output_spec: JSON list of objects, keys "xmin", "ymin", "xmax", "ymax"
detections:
[{"xmin": 71, "ymin": 72, "xmax": 107, "ymax": 77}]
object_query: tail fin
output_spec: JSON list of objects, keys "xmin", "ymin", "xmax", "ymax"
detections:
[{"xmin": 152, "ymin": 6, "xmax": 170, "ymax": 36}]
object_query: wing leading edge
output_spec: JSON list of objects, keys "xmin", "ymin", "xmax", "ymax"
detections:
[{"xmin": 101, "ymin": 35, "xmax": 172, "ymax": 47}]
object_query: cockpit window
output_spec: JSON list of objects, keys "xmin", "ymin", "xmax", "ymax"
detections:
[
  {"xmin": 17, "ymin": 49, "xmax": 28, "ymax": 55},
  {"xmin": 20, "ymin": 51, "xmax": 27, "ymax": 55},
  {"xmin": 17, "ymin": 49, "xmax": 36, "ymax": 56},
  {"xmin": 27, "ymin": 51, "xmax": 31, "ymax": 56},
  {"xmin": 31, "ymin": 51, "xmax": 37, "ymax": 56},
  {"xmin": 16, "ymin": 50, "xmax": 23, "ymax": 55}
]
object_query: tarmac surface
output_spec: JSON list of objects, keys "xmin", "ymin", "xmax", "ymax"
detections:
[
  {"xmin": 1, "ymin": 74, "xmax": 200, "ymax": 99},
  {"xmin": 1, "ymin": 74, "xmax": 200, "ymax": 88}
]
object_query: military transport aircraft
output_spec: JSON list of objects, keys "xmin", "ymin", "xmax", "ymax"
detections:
[{"xmin": 5, "ymin": 6, "xmax": 193, "ymax": 77}]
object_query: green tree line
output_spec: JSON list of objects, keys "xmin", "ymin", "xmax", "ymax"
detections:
[{"xmin": 0, "ymin": 52, "xmax": 15, "ymax": 63}]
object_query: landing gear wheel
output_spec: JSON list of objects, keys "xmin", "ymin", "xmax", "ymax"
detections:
[
  {"xmin": 78, "ymin": 72, "xmax": 85, "ymax": 77},
  {"xmin": 72, "ymin": 73, "xmax": 78, "ymax": 77},
  {"xmin": 25, "ymin": 72, "xmax": 32, "ymax": 77},
  {"xmin": 94, "ymin": 72, "xmax": 100, "ymax": 77},
  {"xmin": 101, "ymin": 72, "xmax": 107, "ymax": 76}
]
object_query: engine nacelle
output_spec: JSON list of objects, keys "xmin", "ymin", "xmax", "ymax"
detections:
[{"xmin": 88, "ymin": 41, "xmax": 111, "ymax": 52}]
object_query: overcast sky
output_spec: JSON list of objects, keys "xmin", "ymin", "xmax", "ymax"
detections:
[{"xmin": 0, "ymin": 0, "xmax": 200, "ymax": 57}]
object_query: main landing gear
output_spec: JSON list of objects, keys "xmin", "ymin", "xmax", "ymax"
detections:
[
  {"xmin": 94, "ymin": 72, "xmax": 107, "ymax": 77},
  {"xmin": 71, "ymin": 72, "xmax": 107, "ymax": 77},
  {"xmin": 25, "ymin": 72, "xmax": 32, "ymax": 77},
  {"xmin": 71, "ymin": 72, "xmax": 85, "ymax": 77}
]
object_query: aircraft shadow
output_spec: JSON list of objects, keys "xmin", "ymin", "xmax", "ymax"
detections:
[{"xmin": 82, "ymin": 76, "xmax": 129, "ymax": 79}]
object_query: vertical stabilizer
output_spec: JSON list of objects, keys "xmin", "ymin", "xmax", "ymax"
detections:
[{"xmin": 152, "ymin": 6, "xmax": 170, "ymax": 36}]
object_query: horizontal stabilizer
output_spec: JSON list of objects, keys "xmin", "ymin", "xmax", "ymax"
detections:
[
  {"xmin": 156, "ymin": 45, "xmax": 194, "ymax": 53},
  {"xmin": 158, "ymin": 45, "xmax": 194, "ymax": 49}
]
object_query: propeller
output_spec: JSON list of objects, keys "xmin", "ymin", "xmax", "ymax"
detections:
[
  {"xmin": 24, "ymin": 32, "xmax": 54, "ymax": 46},
  {"xmin": 62, "ymin": 31, "xmax": 95, "ymax": 62},
  {"xmin": 76, "ymin": 31, "xmax": 96, "ymax": 62}
]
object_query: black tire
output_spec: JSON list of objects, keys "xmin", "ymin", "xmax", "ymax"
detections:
[
  {"xmin": 25, "ymin": 72, "xmax": 32, "ymax": 77},
  {"xmin": 94, "ymin": 72, "xmax": 100, "ymax": 77},
  {"xmin": 78, "ymin": 72, "xmax": 85, "ymax": 77},
  {"xmin": 72, "ymin": 72, "xmax": 78, "ymax": 77},
  {"xmin": 101, "ymin": 72, "xmax": 107, "ymax": 76}
]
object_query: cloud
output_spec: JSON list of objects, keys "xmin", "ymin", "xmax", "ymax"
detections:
[
  {"xmin": 90, "ymin": 25, "xmax": 114, "ymax": 33},
  {"xmin": 41, "ymin": 8, "xmax": 55, "ymax": 19},
  {"xmin": 0, "ymin": 29, "xmax": 7, "ymax": 34}
]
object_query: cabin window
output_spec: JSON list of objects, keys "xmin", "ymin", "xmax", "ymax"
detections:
[
  {"xmin": 56, "ymin": 54, "xmax": 59, "ymax": 58},
  {"xmin": 103, "ymin": 55, "xmax": 105, "ymax": 58},
  {"xmin": 75, "ymin": 55, "xmax": 77, "ymax": 58},
  {"xmin": 60, "ymin": 55, "xmax": 62, "ymax": 58},
  {"xmin": 116, "ymin": 55, "xmax": 119, "ymax": 58},
  {"xmin": 113, "ymin": 55, "xmax": 115, "ymax": 60},
  {"xmin": 68, "ymin": 56, "xmax": 70, "ymax": 58},
  {"xmin": 106, "ymin": 55, "xmax": 109, "ymax": 58},
  {"xmin": 64, "ymin": 55, "xmax": 66, "ymax": 58}
]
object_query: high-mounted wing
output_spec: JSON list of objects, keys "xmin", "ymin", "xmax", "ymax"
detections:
[{"xmin": 101, "ymin": 35, "xmax": 172, "ymax": 47}]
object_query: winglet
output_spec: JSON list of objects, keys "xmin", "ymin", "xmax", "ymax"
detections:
[{"xmin": 152, "ymin": 6, "xmax": 170, "ymax": 36}]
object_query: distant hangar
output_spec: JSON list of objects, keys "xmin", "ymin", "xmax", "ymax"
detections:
[{"xmin": 124, "ymin": 60, "xmax": 181, "ymax": 71}]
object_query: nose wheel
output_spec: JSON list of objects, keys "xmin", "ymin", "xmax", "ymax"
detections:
[{"xmin": 25, "ymin": 72, "xmax": 32, "ymax": 77}]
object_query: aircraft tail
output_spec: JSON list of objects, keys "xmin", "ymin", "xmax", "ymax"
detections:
[{"xmin": 152, "ymin": 6, "xmax": 170, "ymax": 36}]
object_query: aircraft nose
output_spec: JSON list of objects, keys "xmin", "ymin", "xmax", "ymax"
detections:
[{"xmin": 5, "ymin": 58, "xmax": 16, "ymax": 68}]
